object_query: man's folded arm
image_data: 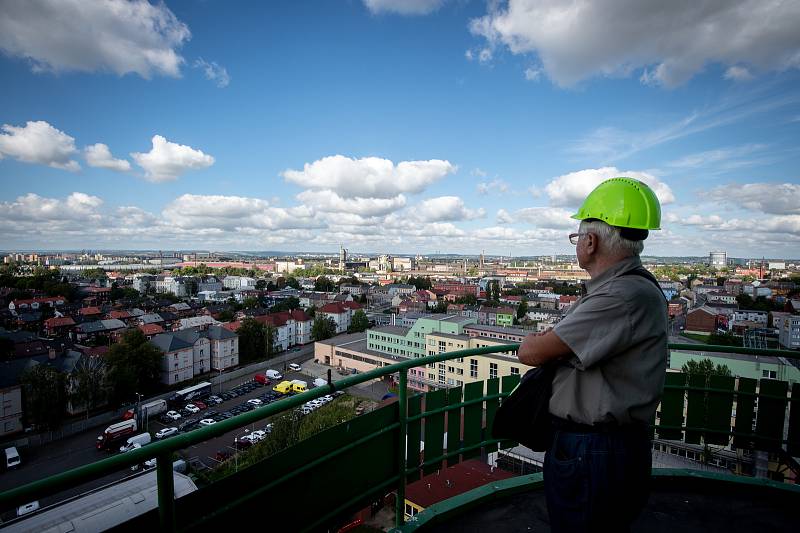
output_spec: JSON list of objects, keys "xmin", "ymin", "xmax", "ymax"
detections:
[{"xmin": 517, "ymin": 330, "xmax": 573, "ymax": 367}]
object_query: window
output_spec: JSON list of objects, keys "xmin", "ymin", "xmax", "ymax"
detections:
[
  {"xmin": 762, "ymin": 369, "xmax": 777, "ymax": 379},
  {"xmin": 448, "ymin": 366, "xmax": 455, "ymax": 373},
  {"xmin": 456, "ymin": 368, "xmax": 463, "ymax": 375},
  {"xmin": 510, "ymin": 367, "xmax": 520, "ymax": 376},
  {"xmin": 489, "ymin": 363, "xmax": 498, "ymax": 379},
  {"xmin": 470, "ymin": 359, "xmax": 478, "ymax": 378}
]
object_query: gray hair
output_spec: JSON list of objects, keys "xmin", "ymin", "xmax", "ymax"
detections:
[{"xmin": 579, "ymin": 219, "xmax": 644, "ymax": 257}]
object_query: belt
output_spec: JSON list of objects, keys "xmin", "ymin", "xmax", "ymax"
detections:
[{"xmin": 551, "ymin": 416, "xmax": 647, "ymax": 434}]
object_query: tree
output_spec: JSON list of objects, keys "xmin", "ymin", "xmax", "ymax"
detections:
[
  {"xmin": 348, "ymin": 310, "xmax": 370, "ymax": 333},
  {"xmin": 285, "ymin": 277, "xmax": 301, "ymax": 290},
  {"xmin": 517, "ymin": 299, "xmax": 529, "ymax": 320},
  {"xmin": 242, "ymin": 296, "xmax": 260, "ymax": 309},
  {"xmin": 255, "ymin": 279, "xmax": 268, "ymax": 290},
  {"xmin": 21, "ymin": 364, "xmax": 68, "ymax": 430},
  {"xmin": 264, "ymin": 324, "xmax": 276, "ymax": 358},
  {"xmin": 455, "ymin": 294, "xmax": 477, "ymax": 306},
  {"xmin": 71, "ymin": 356, "xmax": 106, "ymax": 418},
  {"xmin": 681, "ymin": 359, "xmax": 732, "ymax": 377},
  {"xmin": 312, "ymin": 316, "xmax": 336, "ymax": 341},
  {"xmin": 314, "ymin": 276, "xmax": 335, "ymax": 292},
  {"xmin": 105, "ymin": 329, "xmax": 163, "ymax": 407},
  {"xmin": 237, "ymin": 317, "xmax": 267, "ymax": 363},
  {"xmin": 432, "ymin": 301, "xmax": 449, "ymax": 313}
]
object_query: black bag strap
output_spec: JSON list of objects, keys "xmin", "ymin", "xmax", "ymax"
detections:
[{"xmin": 621, "ymin": 266, "xmax": 668, "ymax": 303}]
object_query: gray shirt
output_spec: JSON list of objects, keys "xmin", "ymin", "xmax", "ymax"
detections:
[{"xmin": 550, "ymin": 256, "xmax": 668, "ymax": 425}]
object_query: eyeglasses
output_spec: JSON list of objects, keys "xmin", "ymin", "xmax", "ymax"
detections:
[{"xmin": 568, "ymin": 232, "xmax": 589, "ymax": 245}]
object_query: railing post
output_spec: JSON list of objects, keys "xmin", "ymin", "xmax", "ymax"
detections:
[
  {"xmin": 396, "ymin": 369, "xmax": 408, "ymax": 528},
  {"xmin": 157, "ymin": 451, "xmax": 176, "ymax": 531}
]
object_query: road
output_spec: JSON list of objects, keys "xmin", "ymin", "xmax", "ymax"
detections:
[{"xmin": 0, "ymin": 345, "xmax": 318, "ymax": 518}]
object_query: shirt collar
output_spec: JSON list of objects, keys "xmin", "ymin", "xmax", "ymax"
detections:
[{"xmin": 584, "ymin": 256, "xmax": 643, "ymax": 295}]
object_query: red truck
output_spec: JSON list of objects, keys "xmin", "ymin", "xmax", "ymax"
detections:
[
  {"xmin": 254, "ymin": 373, "xmax": 270, "ymax": 385},
  {"xmin": 96, "ymin": 419, "xmax": 138, "ymax": 450}
]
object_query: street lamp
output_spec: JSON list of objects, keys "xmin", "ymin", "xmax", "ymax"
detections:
[
  {"xmin": 234, "ymin": 438, "xmax": 238, "ymax": 472},
  {"xmin": 219, "ymin": 367, "xmax": 225, "ymax": 395}
]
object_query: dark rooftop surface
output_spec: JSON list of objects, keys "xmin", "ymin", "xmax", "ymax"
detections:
[{"xmin": 426, "ymin": 474, "xmax": 797, "ymax": 533}]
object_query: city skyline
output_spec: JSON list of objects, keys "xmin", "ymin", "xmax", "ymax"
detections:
[{"xmin": 1, "ymin": 1, "xmax": 799, "ymax": 257}]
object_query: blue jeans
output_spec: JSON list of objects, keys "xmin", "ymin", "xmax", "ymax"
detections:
[{"xmin": 544, "ymin": 425, "xmax": 652, "ymax": 533}]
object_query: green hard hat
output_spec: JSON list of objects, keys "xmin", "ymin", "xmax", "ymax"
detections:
[{"xmin": 571, "ymin": 177, "xmax": 661, "ymax": 230}]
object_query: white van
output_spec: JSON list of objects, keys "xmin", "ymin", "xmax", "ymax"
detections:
[
  {"xmin": 5, "ymin": 446, "xmax": 20, "ymax": 469},
  {"xmin": 119, "ymin": 432, "xmax": 152, "ymax": 452},
  {"xmin": 265, "ymin": 369, "xmax": 282, "ymax": 380},
  {"xmin": 288, "ymin": 363, "xmax": 302, "ymax": 372}
]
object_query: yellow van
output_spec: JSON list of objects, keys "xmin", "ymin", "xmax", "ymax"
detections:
[
  {"xmin": 291, "ymin": 382, "xmax": 307, "ymax": 393},
  {"xmin": 273, "ymin": 380, "xmax": 293, "ymax": 394}
]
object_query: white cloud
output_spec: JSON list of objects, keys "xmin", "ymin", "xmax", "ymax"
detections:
[
  {"xmin": 161, "ymin": 194, "xmax": 321, "ymax": 232},
  {"xmin": 545, "ymin": 167, "xmax": 675, "ymax": 207},
  {"xmin": 470, "ymin": 0, "xmax": 800, "ymax": 87},
  {"xmin": 681, "ymin": 214, "xmax": 725, "ymax": 226},
  {"xmin": 415, "ymin": 196, "xmax": 485, "ymax": 222},
  {"xmin": 84, "ymin": 143, "xmax": 131, "ymax": 172},
  {"xmin": 514, "ymin": 207, "xmax": 576, "ymax": 229},
  {"xmin": 708, "ymin": 183, "xmax": 800, "ymax": 215},
  {"xmin": 471, "ymin": 167, "xmax": 487, "ymax": 177},
  {"xmin": 496, "ymin": 209, "xmax": 513, "ymax": 224},
  {"xmin": 193, "ymin": 58, "xmax": 230, "ymax": 88},
  {"xmin": 724, "ymin": 65, "xmax": 753, "ymax": 81},
  {"xmin": 0, "ymin": 120, "xmax": 79, "ymax": 171},
  {"xmin": 477, "ymin": 178, "xmax": 509, "ymax": 195},
  {"xmin": 667, "ymin": 144, "xmax": 764, "ymax": 169},
  {"xmin": 297, "ymin": 189, "xmax": 407, "ymax": 217},
  {"xmin": 282, "ymin": 155, "xmax": 455, "ymax": 198},
  {"xmin": 363, "ymin": 0, "xmax": 446, "ymax": 15},
  {"xmin": 524, "ymin": 67, "xmax": 542, "ymax": 81},
  {"xmin": 131, "ymin": 135, "xmax": 214, "ymax": 182},
  {"xmin": 1, "ymin": 192, "xmax": 102, "ymax": 222},
  {"xmin": 0, "ymin": 0, "xmax": 190, "ymax": 78}
]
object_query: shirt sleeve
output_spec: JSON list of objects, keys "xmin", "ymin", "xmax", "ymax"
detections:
[{"xmin": 552, "ymin": 291, "xmax": 633, "ymax": 370}]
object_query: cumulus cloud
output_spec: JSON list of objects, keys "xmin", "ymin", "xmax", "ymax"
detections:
[
  {"xmin": 0, "ymin": 120, "xmax": 79, "ymax": 171},
  {"xmin": 415, "ymin": 196, "xmax": 485, "ymax": 222},
  {"xmin": 297, "ymin": 189, "xmax": 407, "ymax": 217},
  {"xmin": 363, "ymin": 0, "xmax": 446, "ymax": 15},
  {"xmin": 282, "ymin": 155, "xmax": 455, "ymax": 198},
  {"xmin": 469, "ymin": 0, "xmax": 800, "ymax": 87},
  {"xmin": 131, "ymin": 135, "xmax": 214, "ymax": 182},
  {"xmin": 724, "ymin": 65, "xmax": 753, "ymax": 81},
  {"xmin": 496, "ymin": 209, "xmax": 513, "ymax": 224},
  {"xmin": 84, "ymin": 143, "xmax": 131, "ymax": 172},
  {"xmin": 514, "ymin": 207, "xmax": 576, "ymax": 229},
  {"xmin": 0, "ymin": 0, "xmax": 190, "ymax": 78},
  {"xmin": 707, "ymin": 182, "xmax": 800, "ymax": 215},
  {"xmin": 2, "ymin": 192, "xmax": 102, "ymax": 222},
  {"xmin": 161, "ymin": 194, "xmax": 321, "ymax": 231},
  {"xmin": 477, "ymin": 178, "xmax": 509, "ymax": 195},
  {"xmin": 193, "ymin": 58, "xmax": 230, "ymax": 88},
  {"xmin": 545, "ymin": 167, "xmax": 675, "ymax": 206},
  {"xmin": 524, "ymin": 67, "xmax": 542, "ymax": 81}
]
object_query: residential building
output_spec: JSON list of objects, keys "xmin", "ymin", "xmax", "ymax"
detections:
[
  {"xmin": 708, "ymin": 291, "xmax": 737, "ymax": 304},
  {"xmin": 132, "ymin": 274, "xmax": 155, "ymax": 293},
  {"xmin": 685, "ymin": 307, "xmax": 717, "ymax": 334},
  {"xmin": 318, "ymin": 301, "xmax": 362, "ymax": 334},
  {"xmin": 731, "ymin": 310, "xmax": 768, "ymax": 326},
  {"xmin": 773, "ymin": 312, "xmax": 800, "ymax": 350},
  {"xmin": 367, "ymin": 315, "xmax": 477, "ymax": 360},
  {"xmin": 205, "ymin": 325, "xmax": 239, "ymax": 370},
  {"xmin": 8, "ymin": 296, "xmax": 66, "ymax": 312},
  {"xmin": 150, "ymin": 325, "xmax": 239, "ymax": 384},
  {"xmin": 392, "ymin": 257, "xmax": 416, "ymax": 271},
  {"xmin": 463, "ymin": 324, "xmax": 528, "ymax": 343},
  {"xmin": 150, "ymin": 334, "xmax": 195, "ymax": 385},
  {"xmin": 223, "ymin": 276, "xmax": 256, "ymax": 290},
  {"xmin": 386, "ymin": 284, "xmax": 415, "ymax": 297},
  {"xmin": 44, "ymin": 316, "xmax": 75, "ymax": 337},
  {"xmin": 433, "ymin": 282, "xmax": 479, "ymax": 297},
  {"xmin": 197, "ymin": 276, "xmax": 223, "ymax": 292},
  {"xmin": 0, "ymin": 359, "xmax": 27, "ymax": 436},
  {"xmin": 177, "ymin": 315, "xmax": 220, "ymax": 330},
  {"xmin": 339, "ymin": 283, "xmax": 366, "ymax": 296},
  {"xmin": 477, "ymin": 306, "xmax": 515, "ymax": 327},
  {"xmin": 669, "ymin": 350, "xmax": 800, "ymax": 385}
]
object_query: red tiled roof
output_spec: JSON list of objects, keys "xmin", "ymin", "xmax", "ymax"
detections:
[
  {"xmin": 405, "ymin": 459, "xmax": 514, "ymax": 508},
  {"xmin": 138, "ymin": 323, "xmax": 165, "ymax": 335},
  {"xmin": 108, "ymin": 310, "xmax": 131, "ymax": 319},
  {"xmin": 11, "ymin": 296, "xmax": 65, "ymax": 306},
  {"xmin": 44, "ymin": 316, "xmax": 75, "ymax": 328},
  {"xmin": 79, "ymin": 306, "xmax": 102, "ymax": 315},
  {"xmin": 342, "ymin": 301, "xmax": 362, "ymax": 310},
  {"xmin": 320, "ymin": 302, "xmax": 349, "ymax": 314},
  {"xmin": 223, "ymin": 321, "xmax": 241, "ymax": 332},
  {"xmin": 290, "ymin": 308, "xmax": 311, "ymax": 322},
  {"xmin": 559, "ymin": 295, "xmax": 577, "ymax": 303}
]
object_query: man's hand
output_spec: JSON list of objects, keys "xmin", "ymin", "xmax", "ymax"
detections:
[{"xmin": 517, "ymin": 329, "xmax": 572, "ymax": 367}]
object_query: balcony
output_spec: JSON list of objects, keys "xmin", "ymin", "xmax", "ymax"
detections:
[{"xmin": 1, "ymin": 343, "xmax": 798, "ymax": 531}]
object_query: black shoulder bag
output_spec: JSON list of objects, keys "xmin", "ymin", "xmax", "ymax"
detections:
[{"xmin": 490, "ymin": 265, "xmax": 666, "ymax": 451}]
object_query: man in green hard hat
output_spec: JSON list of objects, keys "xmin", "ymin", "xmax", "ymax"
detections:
[{"xmin": 517, "ymin": 177, "xmax": 668, "ymax": 532}]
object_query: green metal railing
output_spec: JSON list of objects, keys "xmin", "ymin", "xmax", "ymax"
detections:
[{"xmin": 1, "ymin": 342, "xmax": 799, "ymax": 531}]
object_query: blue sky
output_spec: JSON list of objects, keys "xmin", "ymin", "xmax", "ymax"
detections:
[{"xmin": 1, "ymin": 0, "xmax": 799, "ymax": 258}]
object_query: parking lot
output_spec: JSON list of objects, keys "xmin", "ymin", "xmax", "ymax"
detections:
[{"xmin": 143, "ymin": 371, "xmax": 331, "ymax": 470}]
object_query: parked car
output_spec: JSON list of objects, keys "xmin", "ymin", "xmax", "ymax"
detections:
[
  {"xmin": 155, "ymin": 427, "xmax": 178, "ymax": 439},
  {"xmin": 247, "ymin": 398, "xmax": 263, "ymax": 406},
  {"xmin": 199, "ymin": 418, "xmax": 216, "ymax": 426},
  {"xmin": 165, "ymin": 410, "xmax": 182, "ymax": 421},
  {"xmin": 193, "ymin": 401, "xmax": 208, "ymax": 410},
  {"xmin": 178, "ymin": 418, "xmax": 199, "ymax": 432},
  {"xmin": 288, "ymin": 363, "xmax": 302, "ymax": 372},
  {"xmin": 215, "ymin": 450, "xmax": 231, "ymax": 462},
  {"xmin": 185, "ymin": 404, "xmax": 200, "ymax": 414},
  {"xmin": 16, "ymin": 501, "xmax": 39, "ymax": 517},
  {"xmin": 207, "ymin": 395, "xmax": 223, "ymax": 405}
]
